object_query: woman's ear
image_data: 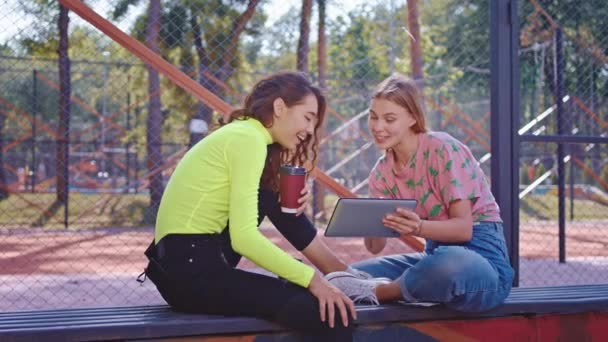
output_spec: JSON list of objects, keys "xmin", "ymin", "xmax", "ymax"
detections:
[
  {"xmin": 408, "ymin": 117, "xmax": 417, "ymax": 128},
  {"xmin": 273, "ymin": 98, "xmax": 286, "ymax": 117},
  {"xmin": 406, "ymin": 111, "xmax": 417, "ymax": 129}
]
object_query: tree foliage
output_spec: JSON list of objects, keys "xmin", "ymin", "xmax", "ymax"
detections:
[{"xmin": 2, "ymin": 0, "xmax": 606, "ymax": 199}]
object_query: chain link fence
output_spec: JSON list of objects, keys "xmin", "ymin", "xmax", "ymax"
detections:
[
  {"xmin": 517, "ymin": 0, "xmax": 608, "ymax": 286},
  {"xmin": 0, "ymin": 0, "xmax": 606, "ymax": 311}
]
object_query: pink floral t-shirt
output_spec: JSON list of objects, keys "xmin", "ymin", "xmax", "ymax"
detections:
[{"xmin": 368, "ymin": 131, "xmax": 501, "ymax": 222}]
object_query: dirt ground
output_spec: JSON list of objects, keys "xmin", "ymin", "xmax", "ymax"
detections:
[
  {"xmin": 2, "ymin": 220, "xmax": 607, "ymax": 275},
  {"xmin": 2, "ymin": 220, "xmax": 608, "ymax": 311},
  {"xmin": 0, "ymin": 226, "xmax": 414, "ymax": 276}
]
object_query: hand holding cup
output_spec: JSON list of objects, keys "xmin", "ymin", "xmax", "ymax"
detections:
[{"xmin": 279, "ymin": 165, "xmax": 307, "ymax": 214}]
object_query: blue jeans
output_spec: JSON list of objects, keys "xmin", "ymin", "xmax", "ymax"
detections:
[{"xmin": 352, "ymin": 222, "xmax": 514, "ymax": 312}]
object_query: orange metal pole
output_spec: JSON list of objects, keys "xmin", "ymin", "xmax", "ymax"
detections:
[
  {"xmin": 36, "ymin": 72, "xmax": 126, "ymax": 134},
  {"xmin": 571, "ymin": 96, "xmax": 608, "ymax": 130},
  {"xmin": 572, "ymin": 157, "xmax": 608, "ymax": 191},
  {"xmin": 69, "ymin": 88, "xmax": 160, "ymax": 153},
  {"xmin": 424, "ymin": 95, "xmax": 491, "ymax": 152},
  {"xmin": 59, "ymin": 0, "xmax": 232, "ymax": 116},
  {"xmin": 439, "ymin": 96, "xmax": 490, "ymax": 140},
  {"xmin": 0, "ymin": 96, "xmax": 58, "ymax": 139}
]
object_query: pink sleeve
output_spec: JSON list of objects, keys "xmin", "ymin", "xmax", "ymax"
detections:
[{"xmin": 431, "ymin": 138, "xmax": 483, "ymax": 205}]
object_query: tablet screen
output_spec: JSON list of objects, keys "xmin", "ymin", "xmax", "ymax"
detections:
[{"xmin": 324, "ymin": 198, "xmax": 418, "ymax": 237}]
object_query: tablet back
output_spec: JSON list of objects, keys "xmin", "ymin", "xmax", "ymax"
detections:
[{"xmin": 324, "ymin": 198, "xmax": 417, "ymax": 237}]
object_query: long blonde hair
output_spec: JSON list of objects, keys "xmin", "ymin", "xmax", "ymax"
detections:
[{"xmin": 372, "ymin": 74, "xmax": 427, "ymax": 133}]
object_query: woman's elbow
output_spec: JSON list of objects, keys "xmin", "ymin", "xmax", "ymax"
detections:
[
  {"xmin": 365, "ymin": 237, "xmax": 386, "ymax": 254},
  {"xmin": 460, "ymin": 229, "xmax": 473, "ymax": 242},
  {"xmin": 230, "ymin": 237, "xmax": 247, "ymax": 256},
  {"xmin": 458, "ymin": 224, "xmax": 473, "ymax": 242}
]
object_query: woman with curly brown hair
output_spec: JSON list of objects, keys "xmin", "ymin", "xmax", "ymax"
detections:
[{"xmin": 144, "ymin": 71, "xmax": 356, "ymax": 341}]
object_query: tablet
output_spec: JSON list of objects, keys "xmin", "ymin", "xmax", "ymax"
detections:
[{"xmin": 324, "ymin": 198, "xmax": 418, "ymax": 237}]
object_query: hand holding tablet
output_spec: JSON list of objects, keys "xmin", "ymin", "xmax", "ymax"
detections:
[{"xmin": 324, "ymin": 198, "xmax": 418, "ymax": 237}]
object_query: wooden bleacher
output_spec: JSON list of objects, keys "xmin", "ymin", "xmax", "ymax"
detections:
[{"xmin": 2, "ymin": 284, "xmax": 607, "ymax": 341}]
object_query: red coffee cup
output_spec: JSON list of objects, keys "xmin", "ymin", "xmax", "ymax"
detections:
[{"xmin": 279, "ymin": 165, "xmax": 306, "ymax": 214}]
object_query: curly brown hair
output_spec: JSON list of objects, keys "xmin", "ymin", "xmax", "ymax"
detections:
[{"xmin": 221, "ymin": 71, "xmax": 326, "ymax": 192}]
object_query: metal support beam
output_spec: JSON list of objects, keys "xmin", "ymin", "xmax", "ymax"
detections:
[
  {"xmin": 554, "ymin": 28, "xmax": 567, "ymax": 263},
  {"xmin": 490, "ymin": 0, "xmax": 520, "ymax": 285}
]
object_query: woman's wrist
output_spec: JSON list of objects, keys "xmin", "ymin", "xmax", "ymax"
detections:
[
  {"xmin": 307, "ymin": 272, "xmax": 320, "ymax": 289},
  {"xmin": 415, "ymin": 219, "xmax": 424, "ymax": 236}
]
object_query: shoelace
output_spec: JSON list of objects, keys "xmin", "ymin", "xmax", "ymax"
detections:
[
  {"xmin": 350, "ymin": 282, "xmax": 380, "ymax": 305},
  {"xmin": 345, "ymin": 266, "xmax": 373, "ymax": 280},
  {"xmin": 327, "ymin": 271, "xmax": 384, "ymax": 305}
]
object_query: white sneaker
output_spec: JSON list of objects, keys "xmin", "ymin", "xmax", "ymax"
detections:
[
  {"xmin": 345, "ymin": 266, "xmax": 374, "ymax": 279},
  {"xmin": 325, "ymin": 271, "xmax": 390, "ymax": 305}
]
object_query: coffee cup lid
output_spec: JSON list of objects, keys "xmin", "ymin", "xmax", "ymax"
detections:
[{"xmin": 280, "ymin": 165, "xmax": 306, "ymax": 175}]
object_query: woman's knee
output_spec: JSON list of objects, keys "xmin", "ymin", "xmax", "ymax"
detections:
[
  {"xmin": 400, "ymin": 247, "xmax": 500, "ymax": 303},
  {"xmin": 402, "ymin": 250, "xmax": 470, "ymax": 286},
  {"xmin": 275, "ymin": 291, "xmax": 354, "ymax": 340},
  {"xmin": 425, "ymin": 247, "xmax": 497, "ymax": 279}
]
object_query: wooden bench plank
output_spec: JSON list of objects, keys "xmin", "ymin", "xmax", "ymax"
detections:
[{"xmin": 1, "ymin": 285, "xmax": 608, "ymax": 341}]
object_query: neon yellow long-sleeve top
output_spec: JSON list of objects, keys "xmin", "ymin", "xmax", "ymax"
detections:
[{"xmin": 155, "ymin": 118, "xmax": 314, "ymax": 288}]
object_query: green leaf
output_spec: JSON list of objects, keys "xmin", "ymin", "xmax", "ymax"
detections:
[
  {"xmin": 450, "ymin": 179, "xmax": 463, "ymax": 187},
  {"xmin": 435, "ymin": 145, "xmax": 446, "ymax": 159},
  {"xmin": 429, "ymin": 166, "xmax": 439, "ymax": 177},
  {"xmin": 477, "ymin": 213, "xmax": 491, "ymax": 221},
  {"xmin": 406, "ymin": 179, "xmax": 416, "ymax": 189},
  {"xmin": 445, "ymin": 160, "xmax": 453, "ymax": 173},
  {"xmin": 430, "ymin": 204, "xmax": 443, "ymax": 217},
  {"xmin": 420, "ymin": 189, "xmax": 433, "ymax": 205},
  {"xmin": 112, "ymin": 0, "xmax": 142, "ymax": 20}
]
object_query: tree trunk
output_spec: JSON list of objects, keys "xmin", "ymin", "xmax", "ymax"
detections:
[
  {"xmin": 145, "ymin": 0, "xmax": 164, "ymax": 220},
  {"xmin": 297, "ymin": 0, "xmax": 313, "ymax": 72},
  {"xmin": 313, "ymin": 0, "xmax": 327, "ymax": 219},
  {"xmin": 0, "ymin": 110, "xmax": 7, "ymax": 200},
  {"xmin": 190, "ymin": 13, "xmax": 214, "ymax": 147},
  {"xmin": 57, "ymin": 4, "xmax": 70, "ymax": 206},
  {"xmin": 317, "ymin": 0, "xmax": 327, "ymax": 90},
  {"xmin": 219, "ymin": 0, "xmax": 260, "ymax": 81},
  {"xmin": 407, "ymin": 0, "xmax": 424, "ymax": 85},
  {"xmin": 193, "ymin": 0, "xmax": 260, "ymax": 137}
]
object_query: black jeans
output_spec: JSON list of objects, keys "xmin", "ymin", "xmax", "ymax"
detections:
[{"xmin": 144, "ymin": 190, "xmax": 353, "ymax": 341}]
